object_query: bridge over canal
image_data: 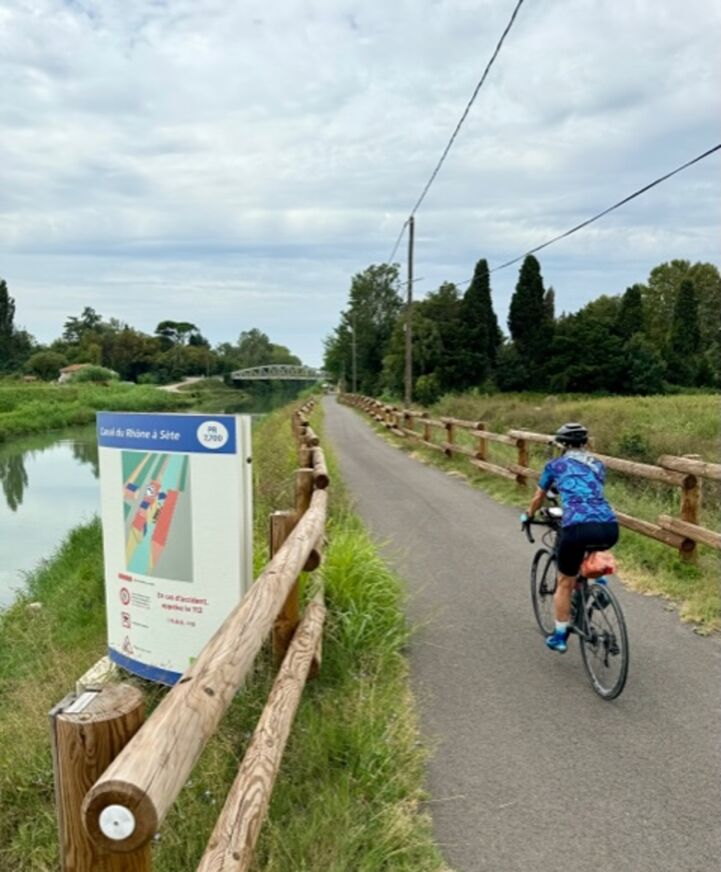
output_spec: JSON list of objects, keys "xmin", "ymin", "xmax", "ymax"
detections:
[{"xmin": 231, "ymin": 365, "xmax": 330, "ymax": 382}]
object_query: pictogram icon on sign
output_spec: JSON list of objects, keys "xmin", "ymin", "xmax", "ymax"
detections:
[
  {"xmin": 122, "ymin": 636, "xmax": 134, "ymax": 654},
  {"xmin": 121, "ymin": 611, "xmax": 131, "ymax": 628},
  {"xmin": 119, "ymin": 587, "xmax": 131, "ymax": 606}
]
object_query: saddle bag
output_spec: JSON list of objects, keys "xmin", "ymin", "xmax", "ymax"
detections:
[{"xmin": 581, "ymin": 550, "xmax": 617, "ymax": 579}]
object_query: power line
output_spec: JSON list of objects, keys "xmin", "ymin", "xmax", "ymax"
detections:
[
  {"xmin": 409, "ymin": 0, "xmax": 525, "ymax": 218},
  {"xmin": 387, "ymin": 219, "xmax": 409, "ymax": 265},
  {"xmin": 423, "ymin": 142, "xmax": 721, "ymax": 291},
  {"xmin": 489, "ymin": 143, "xmax": 721, "ymax": 273},
  {"xmin": 385, "ymin": 0, "xmax": 526, "ymax": 264}
]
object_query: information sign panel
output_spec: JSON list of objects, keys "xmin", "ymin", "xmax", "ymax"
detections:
[{"xmin": 97, "ymin": 412, "xmax": 252, "ymax": 684}]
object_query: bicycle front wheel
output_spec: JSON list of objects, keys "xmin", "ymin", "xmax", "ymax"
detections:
[
  {"xmin": 530, "ymin": 548, "xmax": 556, "ymax": 635},
  {"xmin": 580, "ymin": 582, "xmax": 629, "ymax": 700}
]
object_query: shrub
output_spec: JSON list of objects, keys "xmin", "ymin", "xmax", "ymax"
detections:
[{"xmin": 67, "ymin": 366, "xmax": 119, "ymax": 384}]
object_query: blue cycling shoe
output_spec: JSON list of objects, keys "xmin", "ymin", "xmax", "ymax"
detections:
[{"xmin": 545, "ymin": 630, "xmax": 568, "ymax": 653}]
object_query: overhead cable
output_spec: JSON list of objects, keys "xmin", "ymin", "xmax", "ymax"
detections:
[
  {"xmin": 387, "ymin": 219, "xmax": 409, "ymax": 265},
  {"xmin": 489, "ymin": 143, "xmax": 721, "ymax": 272},
  {"xmin": 386, "ymin": 0, "xmax": 526, "ymax": 264},
  {"xmin": 409, "ymin": 0, "xmax": 526, "ymax": 218}
]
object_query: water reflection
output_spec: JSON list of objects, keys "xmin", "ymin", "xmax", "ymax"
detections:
[
  {"xmin": 0, "ymin": 428, "xmax": 99, "ymax": 511},
  {"xmin": 71, "ymin": 437, "xmax": 100, "ymax": 478},
  {"xmin": 0, "ymin": 453, "xmax": 29, "ymax": 512}
]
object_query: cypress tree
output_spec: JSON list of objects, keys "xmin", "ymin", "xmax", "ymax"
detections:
[
  {"xmin": 0, "ymin": 279, "xmax": 16, "ymax": 370},
  {"xmin": 544, "ymin": 287, "xmax": 556, "ymax": 323},
  {"xmin": 459, "ymin": 259, "xmax": 502, "ymax": 387},
  {"xmin": 616, "ymin": 284, "xmax": 645, "ymax": 339},
  {"xmin": 667, "ymin": 279, "xmax": 701, "ymax": 385},
  {"xmin": 507, "ymin": 255, "xmax": 550, "ymax": 384}
]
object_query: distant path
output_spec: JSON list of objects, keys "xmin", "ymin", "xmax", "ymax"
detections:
[
  {"xmin": 159, "ymin": 376, "xmax": 210, "ymax": 393},
  {"xmin": 323, "ymin": 397, "xmax": 720, "ymax": 872}
]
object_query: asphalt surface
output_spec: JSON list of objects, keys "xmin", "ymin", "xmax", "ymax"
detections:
[{"xmin": 323, "ymin": 397, "xmax": 721, "ymax": 872}]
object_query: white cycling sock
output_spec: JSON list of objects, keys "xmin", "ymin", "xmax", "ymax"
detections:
[{"xmin": 555, "ymin": 621, "xmax": 569, "ymax": 635}]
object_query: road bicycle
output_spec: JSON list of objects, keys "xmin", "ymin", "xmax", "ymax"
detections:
[{"xmin": 522, "ymin": 506, "xmax": 629, "ymax": 700}]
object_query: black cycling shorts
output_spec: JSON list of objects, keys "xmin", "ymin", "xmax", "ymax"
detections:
[{"xmin": 556, "ymin": 521, "xmax": 619, "ymax": 576}]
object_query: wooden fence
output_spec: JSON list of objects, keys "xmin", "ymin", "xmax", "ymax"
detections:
[
  {"xmin": 340, "ymin": 393, "xmax": 721, "ymax": 561},
  {"xmin": 50, "ymin": 400, "xmax": 328, "ymax": 871}
]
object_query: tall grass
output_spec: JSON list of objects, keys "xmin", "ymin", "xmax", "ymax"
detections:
[
  {"xmin": 429, "ymin": 391, "xmax": 720, "ymax": 462},
  {"xmin": 0, "ymin": 401, "xmax": 446, "ymax": 871},
  {"xmin": 0, "ymin": 380, "xmax": 192, "ymax": 441}
]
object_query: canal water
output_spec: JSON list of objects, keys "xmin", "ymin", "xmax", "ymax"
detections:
[
  {"xmin": 0, "ymin": 397, "xmax": 292, "ymax": 608},
  {"xmin": 0, "ymin": 426, "xmax": 99, "ymax": 608}
]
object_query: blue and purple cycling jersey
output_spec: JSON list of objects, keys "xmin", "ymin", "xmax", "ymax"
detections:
[{"xmin": 539, "ymin": 450, "xmax": 616, "ymax": 528}]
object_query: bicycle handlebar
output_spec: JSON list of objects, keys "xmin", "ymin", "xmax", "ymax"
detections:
[{"xmin": 520, "ymin": 510, "xmax": 559, "ymax": 544}]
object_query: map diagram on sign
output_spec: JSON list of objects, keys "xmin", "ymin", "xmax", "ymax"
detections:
[{"xmin": 122, "ymin": 451, "xmax": 193, "ymax": 582}]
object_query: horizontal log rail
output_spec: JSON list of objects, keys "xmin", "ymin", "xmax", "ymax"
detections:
[
  {"xmin": 588, "ymin": 452, "xmax": 688, "ymax": 488},
  {"xmin": 657, "ymin": 515, "xmax": 721, "ymax": 550},
  {"xmin": 441, "ymin": 440, "xmax": 480, "ymax": 459},
  {"xmin": 440, "ymin": 415, "xmax": 485, "ymax": 429},
  {"xmin": 470, "ymin": 457, "xmax": 517, "ymax": 481},
  {"xmin": 311, "ymin": 445, "xmax": 330, "ymax": 489},
  {"xmin": 340, "ymin": 394, "xmax": 718, "ymax": 560},
  {"xmin": 507, "ymin": 428, "xmax": 553, "ymax": 445},
  {"xmin": 197, "ymin": 593, "xmax": 326, "ymax": 871},
  {"xmin": 75, "ymin": 399, "xmax": 331, "ymax": 871},
  {"xmin": 657, "ymin": 455, "xmax": 721, "ymax": 482},
  {"xmin": 471, "ymin": 429, "xmax": 517, "ymax": 446},
  {"xmin": 615, "ymin": 511, "xmax": 694, "ymax": 552}
]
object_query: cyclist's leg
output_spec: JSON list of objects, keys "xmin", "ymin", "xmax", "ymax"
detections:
[
  {"xmin": 555, "ymin": 525, "xmax": 586, "ymax": 620},
  {"xmin": 554, "ymin": 571, "xmax": 576, "ymax": 622},
  {"xmin": 546, "ymin": 526, "xmax": 586, "ymax": 651}
]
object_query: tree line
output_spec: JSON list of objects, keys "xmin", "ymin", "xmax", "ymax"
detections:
[
  {"xmin": 0, "ymin": 279, "xmax": 301, "ymax": 383},
  {"xmin": 323, "ymin": 257, "xmax": 720, "ymax": 401}
]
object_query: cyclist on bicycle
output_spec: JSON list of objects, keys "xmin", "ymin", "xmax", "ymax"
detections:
[{"xmin": 523, "ymin": 422, "xmax": 619, "ymax": 653}]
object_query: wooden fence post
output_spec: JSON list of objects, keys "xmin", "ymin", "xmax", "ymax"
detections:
[
  {"xmin": 404, "ymin": 410, "xmax": 415, "ymax": 436},
  {"xmin": 515, "ymin": 438, "xmax": 529, "ymax": 487},
  {"xmin": 50, "ymin": 684, "xmax": 149, "ymax": 872},
  {"xmin": 422, "ymin": 412, "xmax": 431, "ymax": 444},
  {"xmin": 270, "ymin": 511, "xmax": 301, "ymax": 664},
  {"xmin": 476, "ymin": 423, "xmax": 487, "ymax": 461},
  {"xmin": 295, "ymin": 468, "xmax": 314, "ymax": 516},
  {"xmin": 444, "ymin": 421, "xmax": 454, "ymax": 457},
  {"xmin": 680, "ymin": 454, "xmax": 702, "ymax": 562}
]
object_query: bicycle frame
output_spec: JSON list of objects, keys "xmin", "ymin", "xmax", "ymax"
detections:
[{"xmin": 523, "ymin": 511, "xmax": 594, "ymax": 638}]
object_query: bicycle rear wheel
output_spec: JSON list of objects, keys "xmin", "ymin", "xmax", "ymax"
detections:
[
  {"xmin": 530, "ymin": 548, "xmax": 556, "ymax": 635},
  {"xmin": 580, "ymin": 582, "xmax": 629, "ymax": 700}
]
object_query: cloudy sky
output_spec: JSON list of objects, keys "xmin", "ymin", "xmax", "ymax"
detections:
[{"xmin": 1, "ymin": 0, "xmax": 719, "ymax": 366}]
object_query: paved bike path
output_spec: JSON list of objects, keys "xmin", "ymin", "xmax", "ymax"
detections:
[{"xmin": 323, "ymin": 397, "xmax": 720, "ymax": 872}]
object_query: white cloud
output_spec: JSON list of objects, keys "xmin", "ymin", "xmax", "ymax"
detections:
[{"xmin": 1, "ymin": 0, "xmax": 719, "ymax": 364}]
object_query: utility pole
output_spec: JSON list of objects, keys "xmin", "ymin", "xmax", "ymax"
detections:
[
  {"xmin": 351, "ymin": 311, "xmax": 357, "ymax": 394},
  {"xmin": 404, "ymin": 215, "xmax": 414, "ymax": 407}
]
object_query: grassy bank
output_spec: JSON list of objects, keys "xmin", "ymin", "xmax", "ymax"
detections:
[
  {"xmin": 368, "ymin": 392, "xmax": 720, "ymax": 631},
  {"xmin": 0, "ymin": 380, "xmax": 192, "ymax": 441},
  {"xmin": 0, "ymin": 402, "xmax": 445, "ymax": 870}
]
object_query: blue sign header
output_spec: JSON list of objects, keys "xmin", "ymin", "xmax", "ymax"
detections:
[{"xmin": 97, "ymin": 412, "xmax": 237, "ymax": 454}]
